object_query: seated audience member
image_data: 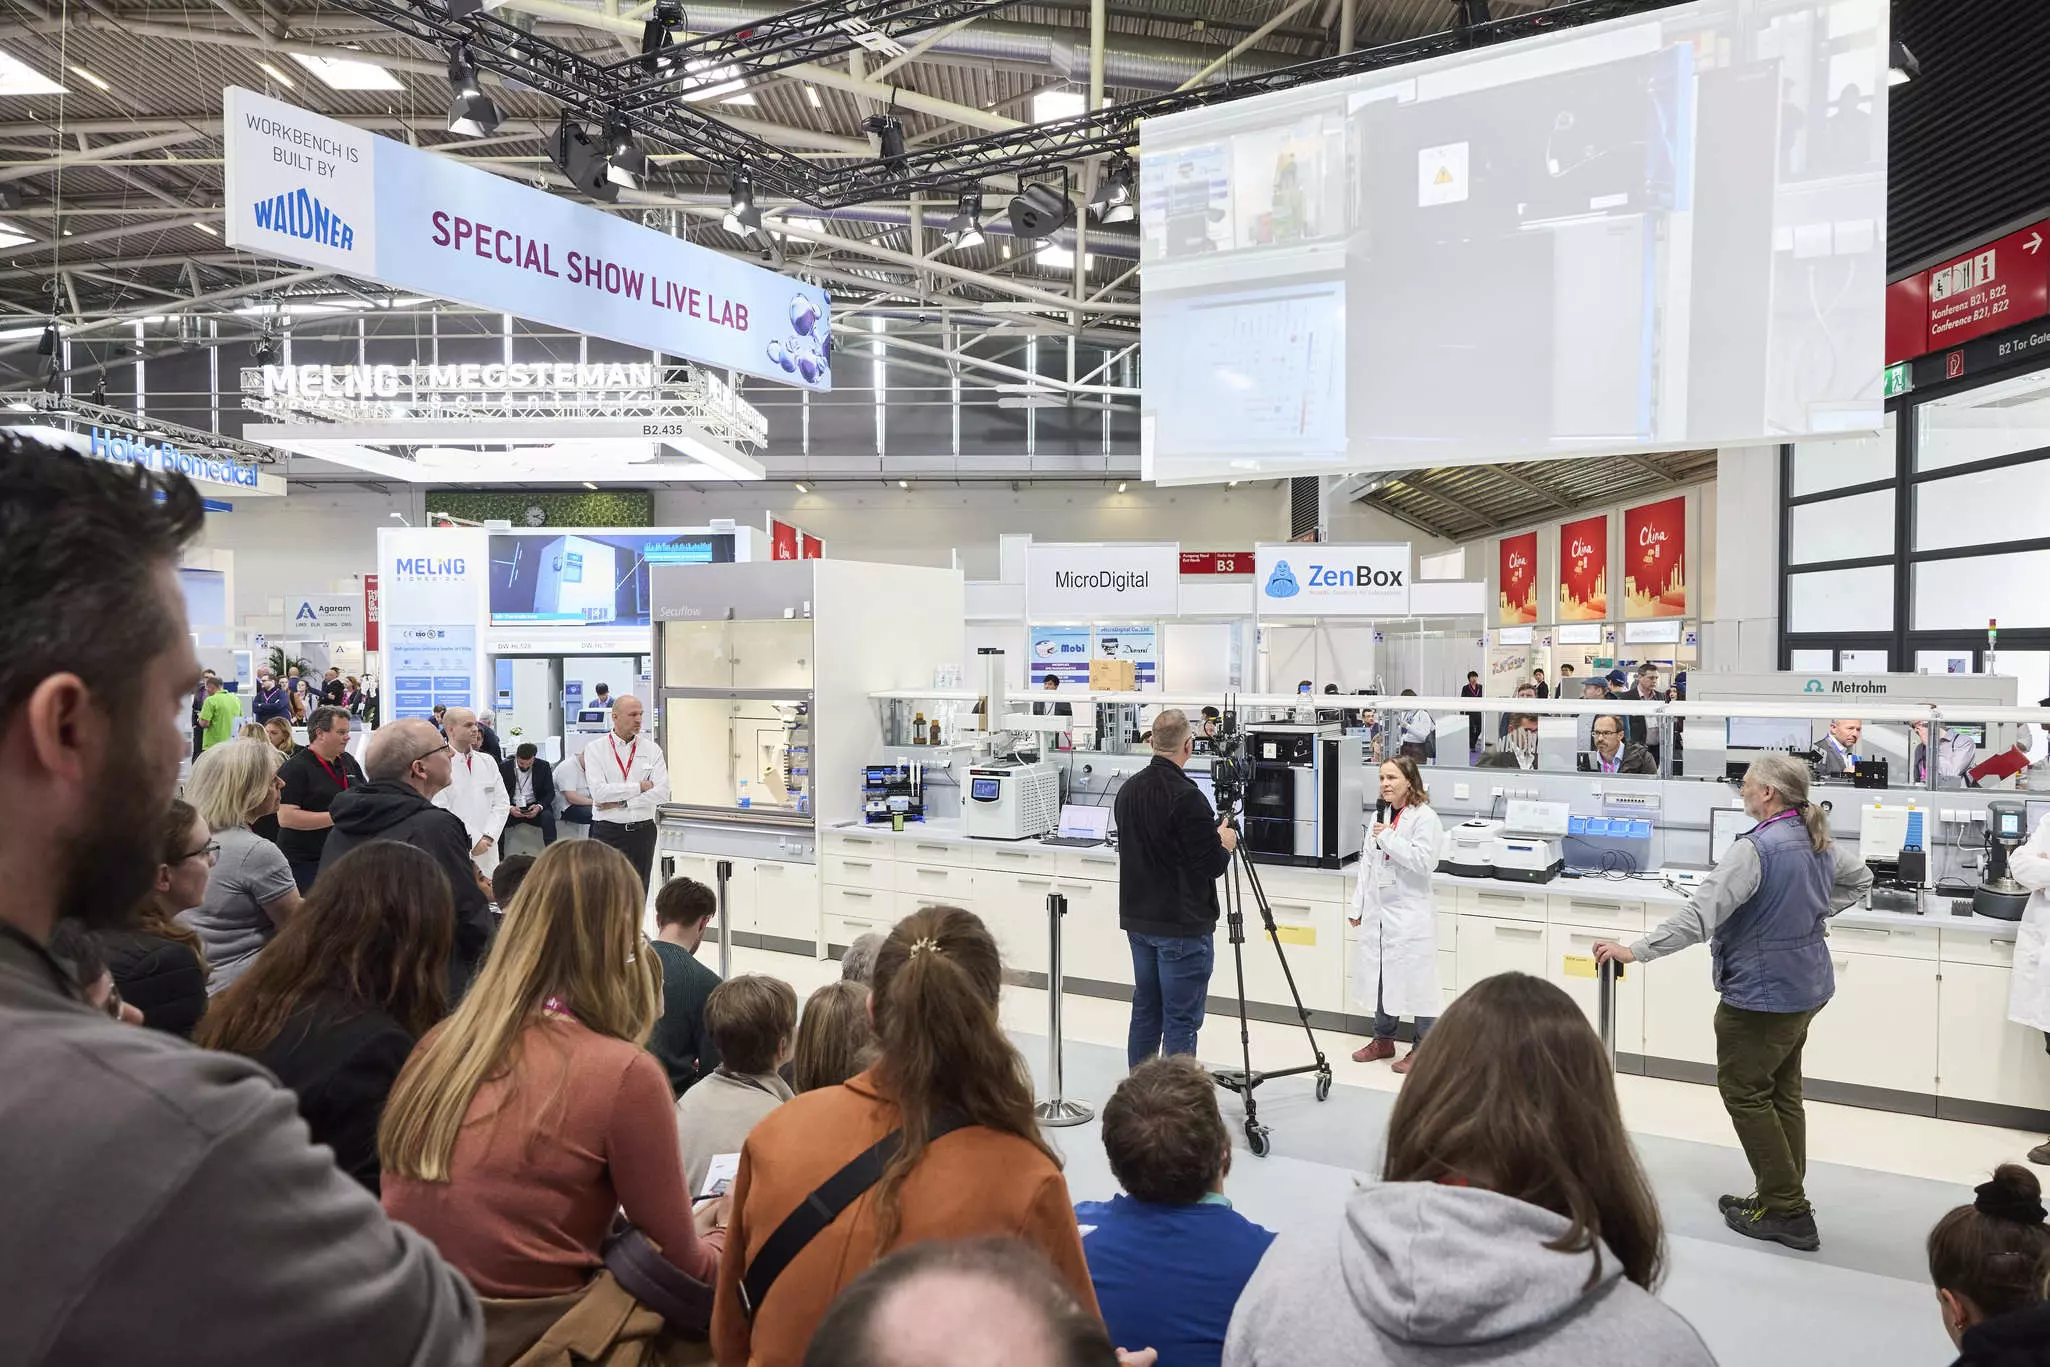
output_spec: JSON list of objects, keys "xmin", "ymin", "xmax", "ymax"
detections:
[
  {"xmin": 676, "ymin": 974, "xmax": 798, "ymax": 1195},
  {"xmin": 1585, "ymin": 715, "xmax": 1658, "ymax": 775},
  {"xmin": 1076, "ymin": 1056, "xmax": 1274, "ymax": 1367},
  {"xmin": 1223, "ymin": 972, "xmax": 1714, "ymax": 1367},
  {"xmin": 803, "ymin": 1238, "xmax": 1132, "ymax": 1367},
  {"xmin": 841, "ymin": 930, "xmax": 884, "ymax": 985},
  {"xmin": 102, "ymin": 798, "xmax": 212, "ymax": 1038},
  {"xmin": 489, "ymin": 853, "xmax": 535, "ymax": 913},
  {"xmin": 197, "ymin": 842, "xmax": 454, "ymax": 1194},
  {"xmin": 793, "ymin": 979, "xmax": 879, "ymax": 1093},
  {"xmin": 47, "ymin": 919, "xmax": 143, "ymax": 1024},
  {"xmin": 1928, "ymin": 1164, "xmax": 2050, "ymax": 1362},
  {"xmin": 0, "ymin": 434, "xmax": 481, "ymax": 1366},
  {"xmin": 379, "ymin": 840, "xmax": 720, "ymax": 1355},
  {"xmin": 712, "ymin": 906, "xmax": 1097, "ymax": 1367},
  {"xmin": 179, "ymin": 737, "xmax": 300, "ymax": 993},
  {"xmin": 648, "ymin": 876, "xmax": 723, "ymax": 1095}
]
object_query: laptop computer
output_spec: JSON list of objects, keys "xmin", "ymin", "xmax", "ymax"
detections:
[{"xmin": 1042, "ymin": 803, "xmax": 1112, "ymax": 848}]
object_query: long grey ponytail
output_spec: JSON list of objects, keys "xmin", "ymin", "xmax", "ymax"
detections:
[{"xmin": 1745, "ymin": 752, "xmax": 1831, "ymax": 852}]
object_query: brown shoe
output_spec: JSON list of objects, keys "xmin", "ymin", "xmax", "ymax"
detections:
[
  {"xmin": 2030, "ymin": 1140, "xmax": 2050, "ymax": 1166},
  {"xmin": 1352, "ymin": 1038, "xmax": 1395, "ymax": 1063},
  {"xmin": 1391, "ymin": 1049, "xmax": 1418, "ymax": 1075}
]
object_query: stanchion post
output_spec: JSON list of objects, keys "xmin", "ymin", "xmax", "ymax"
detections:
[
  {"xmin": 715, "ymin": 858, "xmax": 734, "ymax": 979},
  {"xmin": 1034, "ymin": 890, "xmax": 1093, "ymax": 1126},
  {"xmin": 1597, "ymin": 958, "xmax": 1618, "ymax": 1072}
]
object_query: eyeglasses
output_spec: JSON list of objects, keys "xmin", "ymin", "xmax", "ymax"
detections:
[
  {"xmin": 179, "ymin": 841, "xmax": 221, "ymax": 864},
  {"xmin": 1592, "ymin": 728, "xmax": 1621, "ymax": 737},
  {"xmin": 411, "ymin": 742, "xmax": 453, "ymax": 766}
]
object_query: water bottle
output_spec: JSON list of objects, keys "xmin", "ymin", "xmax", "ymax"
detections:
[{"xmin": 738, "ymin": 778, "xmax": 751, "ymax": 809}]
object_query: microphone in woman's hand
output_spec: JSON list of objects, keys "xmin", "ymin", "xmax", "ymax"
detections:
[{"xmin": 1376, "ymin": 798, "xmax": 1391, "ymax": 825}]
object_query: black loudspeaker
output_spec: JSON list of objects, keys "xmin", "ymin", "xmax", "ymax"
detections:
[{"xmin": 1008, "ymin": 183, "xmax": 1073, "ymax": 240}]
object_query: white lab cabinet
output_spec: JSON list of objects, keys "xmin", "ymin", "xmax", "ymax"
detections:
[{"xmin": 1804, "ymin": 949, "xmax": 1939, "ymax": 1094}]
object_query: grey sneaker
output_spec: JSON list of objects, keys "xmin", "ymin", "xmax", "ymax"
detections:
[
  {"xmin": 1718, "ymin": 1192, "xmax": 1760, "ymax": 1217},
  {"xmin": 2029, "ymin": 1140, "xmax": 2050, "ymax": 1166},
  {"xmin": 1724, "ymin": 1204, "xmax": 1820, "ymax": 1252}
]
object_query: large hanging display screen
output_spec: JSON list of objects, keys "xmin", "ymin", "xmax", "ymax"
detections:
[
  {"xmin": 488, "ymin": 531, "xmax": 734, "ymax": 626},
  {"xmin": 1137, "ymin": 0, "xmax": 1889, "ymax": 481}
]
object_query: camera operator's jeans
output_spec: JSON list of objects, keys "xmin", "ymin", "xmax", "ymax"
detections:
[{"xmin": 1127, "ymin": 931, "xmax": 1215, "ymax": 1068}]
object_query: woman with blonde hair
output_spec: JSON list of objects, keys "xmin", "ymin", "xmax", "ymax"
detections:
[
  {"xmin": 1225, "ymin": 973, "xmax": 1713, "ymax": 1367},
  {"xmin": 263, "ymin": 716, "xmax": 297, "ymax": 756},
  {"xmin": 1348, "ymin": 755, "xmax": 1443, "ymax": 1074},
  {"xmin": 1594, "ymin": 751, "xmax": 1872, "ymax": 1253},
  {"xmin": 379, "ymin": 839, "xmax": 718, "ymax": 1362},
  {"xmin": 710, "ymin": 905, "xmax": 1095, "ymax": 1367},
  {"xmin": 178, "ymin": 737, "xmax": 299, "ymax": 994}
]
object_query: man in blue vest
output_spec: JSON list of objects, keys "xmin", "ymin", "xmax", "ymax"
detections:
[{"xmin": 1594, "ymin": 752, "xmax": 1871, "ymax": 1252}]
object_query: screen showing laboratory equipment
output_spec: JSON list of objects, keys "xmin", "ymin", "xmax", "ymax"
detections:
[
  {"xmin": 489, "ymin": 530, "xmax": 735, "ymax": 625},
  {"xmin": 1137, "ymin": 0, "xmax": 1888, "ymax": 482}
]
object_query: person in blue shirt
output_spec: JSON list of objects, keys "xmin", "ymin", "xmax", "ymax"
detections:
[{"xmin": 1075, "ymin": 1056, "xmax": 1276, "ymax": 1367}]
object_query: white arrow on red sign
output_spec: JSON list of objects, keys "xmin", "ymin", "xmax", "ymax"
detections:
[{"xmin": 2026, "ymin": 231, "xmax": 2043, "ymax": 255}]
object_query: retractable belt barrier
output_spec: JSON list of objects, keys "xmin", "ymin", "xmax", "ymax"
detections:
[{"xmin": 1033, "ymin": 891, "xmax": 1093, "ymax": 1127}]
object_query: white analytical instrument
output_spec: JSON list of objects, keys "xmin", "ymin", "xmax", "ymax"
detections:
[
  {"xmin": 1441, "ymin": 819, "xmax": 1504, "ymax": 877},
  {"xmin": 965, "ymin": 760, "xmax": 1062, "ymax": 841},
  {"xmin": 1491, "ymin": 798, "xmax": 1569, "ymax": 883}
]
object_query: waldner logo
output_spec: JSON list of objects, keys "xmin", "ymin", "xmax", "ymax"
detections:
[{"xmin": 252, "ymin": 187, "xmax": 355, "ymax": 251}]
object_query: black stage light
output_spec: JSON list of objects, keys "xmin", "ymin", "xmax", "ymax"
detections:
[
  {"xmin": 1088, "ymin": 153, "xmax": 1135, "ymax": 225},
  {"xmin": 0, "ymin": 185, "xmax": 22, "ymax": 211},
  {"xmin": 1889, "ymin": 39, "xmax": 1920, "ymax": 86},
  {"xmin": 445, "ymin": 46, "xmax": 501, "ymax": 137},
  {"xmin": 724, "ymin": 172, "xmax": 762, "ymax": 240},
  {"xmin": 1007, "ymin": 182, "xmax": 1072, "ymax": 241},
  {"xmin": 549, "ymin": 115, "xmax": 618, "ymax": 202},
  {"xmin": 37, "ymin": 321, "xmax": 58, "ymax": 356},
  {"xmin": 863, "ymin": 114, "xmax": 907, "ymax": 167},
  {"xmin": 941, "ymin": 191, "xmax": 985, "ymax": 251},
  {"xmin": 605, "ymin": 114, "xmax": 648, "ymax": 188},
  {"xmin": 642, "ymin": 1, "xmax": 683, "ymax": 74}
]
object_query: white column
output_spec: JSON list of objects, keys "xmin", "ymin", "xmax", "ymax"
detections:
[{"xmin": 1711, "ymin": 444, "xmax": 1782, "ymax": 672}]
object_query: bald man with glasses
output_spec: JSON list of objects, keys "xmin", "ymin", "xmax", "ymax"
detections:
[{"xmin": 323, "ymin": 717, "xmax": 495, "ymax": 992}]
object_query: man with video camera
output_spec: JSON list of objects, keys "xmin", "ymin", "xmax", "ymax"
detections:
[{"xmin": 1115, "ymin": 708, "xmax": 1238, "ymax": 1069}]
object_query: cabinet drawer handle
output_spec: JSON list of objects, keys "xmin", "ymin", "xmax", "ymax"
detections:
[
  {"xmin": 1992, "ymin": 938, "xmax": 2017, "ymax": 948},
  {"xmin": 1270, "ymin": 901, "xmax": 1314, "ymax": 914},
  {"xmin": 1478, "ymin": 892, "xmax": 1528, "ymax": 905},
  {"xmin": 1568, "ymin": 902, "xmax": 1624, "ymax": 914},
  {"xmin": 758, "ymin": 864, "xmax": 782, "ymax": 875},
  {"xmin": 915, "ymin": 844, "xmax": 951, "ymax": 854},
  {"xmin": 1837, "ymin": 927, "xmax": 1889, "ymax": 940},
  {"xmin": 838, "ymin": 918, "xmax": 873, "ymax": 930},
  {"xmin": 838, "ymin": 889, "xmax": 874, "ymax": 900},
  {"xmin": 1017, "ymin": 876, "xmax": 1054, "ymax": 888},
  {"xmin": 1495, "ymin": 925, "xmax": 1543, "ymax": 939},
  {"xmin": 913, "ymin": 867, "xmax": 949, "ymax": 878},
  {"xmin": 841, "ymin": 860, "xmax": 873, "ymax": 871}
]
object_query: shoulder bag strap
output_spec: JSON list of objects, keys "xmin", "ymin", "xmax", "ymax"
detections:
[{"xmin": 737, "ymin": 1111, "xmax": 972, "ymax": 1321}]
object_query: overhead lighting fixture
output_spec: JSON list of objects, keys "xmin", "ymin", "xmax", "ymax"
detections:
[
  {"xmin": 548, "ymin": 115, "xmax": 618, "ymax": 202},
  {"xmin": 723, "ymin": 172, "xmax": 762, "ymax": 240},
  {"xmin": 1117, "ymin": 481, "xmax": 1128, "ymax": 493},
  {"xmin": 0, "ymin": 49, "xmax": 66, "ymax": 96},
  {"xmin": 445, "ymin": 45, "xmax": 500, "ymax": 137},
  {"xmin": 443, "ymin": 0, "xmax": 510, "ymax": 15},
  {"xmin": 582, "ymin": 481, "xmax": 598, "ymax": 490},
  {"xmin": 256, "ymin": 60, "xmax": 297, "ymax": 89},
  {"xmin": 863, "ymin": 113, "xmax": 907, "ymax": 167},
  {"xmin": 641, "ymin": 0, "xmax": 682, "ymax": 74},
  {"xmin": 941, "ymin": 191, "xmax": 985, "ymax": 252},
  {"xmin": 604, "ymin": 113, "xmax": 647, "ymax": 188},
  {"xmin": 192, "ymin": 220, "xmax": 218, "ymax": 236},
  {"xmin": 1008, "ymin": 182, "xmax": 1072, "ymax": 242},
  {"xmin": 66, "ymin": 65, "xmax": 110, "ymax": 92},
  {"xmin": 897, "ymin": 479, "xmax": 910, "ymax": 489},
  {"xmin": 1089, "ymin": 152, "xmax": 1136, "ymax": 225},
  {"xmin": 0, "ymin": 219, "xmax": 30, "ymax": 251},
  {"xmin": 793, "ymin": 481, "xmax": 809, "ymax": 493},
  {"xmin": 803, "ymin": 83, "xmax": 822, "ymax": 108},
  {"xmin": 36, "ymin": 322, "xmax": 58, "ymax": 356},
  {"xmin": 289, "ymin": 52, "xmax": 404, "ymax": 92},
  {"xmin": 1031, "ymin": 89, "xmax": 1086, "ymax": 124},
  {"xmin": 1890, "ymin": 39, "xmax": 1921, "ymax": 86}
]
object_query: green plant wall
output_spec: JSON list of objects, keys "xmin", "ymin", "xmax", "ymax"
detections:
[{"xmin": 429, "ymin": 490, "xmax": 654, "ymax": 526}]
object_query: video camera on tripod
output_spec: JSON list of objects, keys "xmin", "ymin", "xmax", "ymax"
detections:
[{"xmin": 1209, "ymin": 710, "xmax": 1246, "ymax": 815}]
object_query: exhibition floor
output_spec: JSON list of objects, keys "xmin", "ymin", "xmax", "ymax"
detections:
[{"xmin": 728, "ymin": 942, "xmax": 2043, "ymax": 1366}]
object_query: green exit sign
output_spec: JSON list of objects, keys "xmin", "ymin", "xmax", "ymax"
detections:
[{"xmin": 1883, "ymin": 361, "xmax": 1913, "ymax": 398}]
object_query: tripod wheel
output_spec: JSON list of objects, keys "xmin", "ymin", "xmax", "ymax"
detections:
[
  {"xmin": 1316, "ymin": 1072, "xmax": 1332, "ymax": 1103},
  {"xmin": 1245, "ymin": 1120, "xmax": 1271, "ymax": 1158}
]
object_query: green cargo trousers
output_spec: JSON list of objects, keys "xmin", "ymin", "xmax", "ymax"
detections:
[{"xmin": 1714, "ymin": 1001, "xmax": 1823, "ymax": 1217}]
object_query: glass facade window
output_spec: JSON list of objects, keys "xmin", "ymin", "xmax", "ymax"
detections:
[
  {"xmin": 1788, "ymin": 487, "xmax": 1894, "ymax": 564},
  {"xmin": 1789, "ymin": 565, "xmax": 1893, "ymax": 633},
  {"xmin": 1914, "ymin": 550, "xmax": 2050, "ymax": 631},
  {"xmin": 1914, "ymin": 456, "xmax": 2050, "ymax": 552},
  {"xmin": 1790, "ymin": 413, "xmax": 1893, "ymax": 495},
  {"xmin": 1917, "ymin": 364, "xmax": 2050, "ymax": 471}
]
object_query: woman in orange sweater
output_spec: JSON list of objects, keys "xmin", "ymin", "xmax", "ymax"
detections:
[
  {"xmin": 380, "ymin": 840, "xmax": 721, "ymax": 1361},
  {"xmin": 711, "ymin": 904, "xmax": 1095, "ymax": 1367}
]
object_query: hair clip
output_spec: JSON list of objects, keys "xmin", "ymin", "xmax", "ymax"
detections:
[{"xmin": 909, "ymin": 936, "xmax": 942, "ymax": 958}]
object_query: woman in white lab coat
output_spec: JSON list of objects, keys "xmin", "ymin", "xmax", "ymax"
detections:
[
  {"xmin": 1349, "ymin": 756, "xmax": 1444, "ymax": 1074},
  {"xmin": 2005, "ymin": 808, "xmax": 2050, "ymax": 1164}
]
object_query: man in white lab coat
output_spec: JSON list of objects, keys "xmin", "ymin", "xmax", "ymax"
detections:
[
  {"xmin": 433, "ymin": 707, "xmax": 509, "ymax": 877},
  {"xmin": 584, "ymin": 695, "xmax": 667, "ymax": 893},
  {"xmin": 2006, "ymin": 808, "xmax": 2050, "ymax": 1164}
]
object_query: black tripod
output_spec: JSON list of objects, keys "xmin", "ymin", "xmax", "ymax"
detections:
[{"xmin": 1208, "ymin": 807, "xmax": 1333, "ymax": 1156}]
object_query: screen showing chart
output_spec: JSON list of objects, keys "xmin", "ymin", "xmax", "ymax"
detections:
[
  {"xmin": 1137, "ymin": 0, "xmax": 1889, "ymax": 482},
  {"xmin": 488, "ymin": 530, "xmax": 734, "ymax": 626}
]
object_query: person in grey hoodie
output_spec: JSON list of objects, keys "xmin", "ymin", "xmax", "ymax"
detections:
[{"xmin": 1224, "ymin": 972, "xmax": 1715, "ymax": 1367}]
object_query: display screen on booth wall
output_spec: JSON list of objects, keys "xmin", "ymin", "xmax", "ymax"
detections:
[
  {"xmin": 487, "ymin": 531, "xmax": 733, "ymax": 626},
  {"xmin": 1136, "ymin": 0, "xmax": 1889, "ymax": 481}
]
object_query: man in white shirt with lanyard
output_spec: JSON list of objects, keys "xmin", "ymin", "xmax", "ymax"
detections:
[
  {"xmin": 432, "ymin": 707, "xmax": 509, "ymax": 878},
  {"xmin": 585, "ymin": 694, "xmax": 666, "ymax": 891}
]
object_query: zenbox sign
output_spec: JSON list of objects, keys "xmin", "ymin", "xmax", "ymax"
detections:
[{"xmin": 1254, "ymin": 543, "xmax": 1411, "ymax": 616}]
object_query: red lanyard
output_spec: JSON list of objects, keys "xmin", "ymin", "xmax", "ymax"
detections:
[
  {"xmin": 311, "ymin": 751, "xmax": 349, "ymax": 790},
  {"xmin": 609, "ymin": 735, "xmax": 637, "ymax": 779}
]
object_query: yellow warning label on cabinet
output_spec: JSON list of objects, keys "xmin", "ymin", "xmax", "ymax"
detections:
[
  {"xmin": 1563, "ymin": 954, "xmax": 1597, "ymax": 979},
  {"xmin": 1273, "ymin": 925, "xmax": 1317, "ymax": 947},
  {"xmin": 1433, "ymin": 165, "xmax": 1454, "ymax": 185}
]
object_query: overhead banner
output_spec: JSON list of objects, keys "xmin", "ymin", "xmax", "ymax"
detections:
[
  {"xmin": 799, "ymin": 533, "xmax": 823, "ymax": 559},
  {"xmin": 1026, "ymin": 542, "xmax": 1180, "ymax": 618},
  {"xmin": 364, "ymin": 574, "xmax": 380, "ymax": 653},
  {"xmin": 1498, "ymin": 532, "xmax": 1538, "ymax": 625},
  {"xmin": 1558, "ymin": 515, "xmax": 1608, "ymax": 622},
  {"xmin": 1254, "ymin": 542, "xmax": 1410, "ymax": 617},
  {"xmin": 223, "ymin": 87, "xmax": 831, "ymax": 390},
  {"xmin": 1624, "ymin": 496, "xmax": 1688, "ymax": 619},
  {"xmin": 768, "ymin": 517, "xmax": 800, "ymax": 560}
]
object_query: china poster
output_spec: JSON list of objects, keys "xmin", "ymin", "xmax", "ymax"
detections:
[
  {"xmin": 1498, "ymin": 532, "xmax": 1538, "ymax": 625},
  {"xmin": 1558, "ymin": 514, "xmax": 1608, "ymax": 621},
  {"xmin": 1623, "ymin": 496, "xmax": 1687, "ymax": 618}
]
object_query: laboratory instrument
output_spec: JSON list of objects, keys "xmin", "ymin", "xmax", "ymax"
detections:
[
  {"xmin": 1975, "ymin": 798, "xmax": 2031, "ymax": 921},
  {"xmin": 1491, "ymin": 799, "xmax": 1569, "ymax": 883},
  {"xmin": 964, "ymin": 760, "xmax": 1062, "ymax": 840},
  {"xmin": 861, "ymin": 761, "xmax": 926, "ymax": 825},
  {"xmin": 1441, "ymin": 819, "xmax": 1503, "ymax": 877},
  {"xmin": 1861, "ymin": 802, "xmax": 1929, "ymax": 890},
  {"xmin": 1241, "ymin": 724, "xmax": 1366, "ymax": 869}
]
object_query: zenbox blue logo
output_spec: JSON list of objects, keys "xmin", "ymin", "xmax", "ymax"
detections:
[
  {"xmin": 252, "ymin": 187, "xmax": 355, "ymax": 251},
  {"xmin": 1264, "ymin": 561, "xmax": 1300, "ymax": 598}
]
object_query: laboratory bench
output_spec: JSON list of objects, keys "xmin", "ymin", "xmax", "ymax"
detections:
[{"xmin": 655, "ymin": 811, "xmax": 2050, "ymax": 1132}]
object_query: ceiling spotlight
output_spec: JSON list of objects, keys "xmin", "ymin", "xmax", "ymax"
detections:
[
  {"xmin": 897, "ymin": 479, "xmax": 910, "ymax": 489},
  {"xmin": 548, "ymin": 114, "xmax": 618, "ymax": 202},
  {"xmin": 445, "ymin": 45, "xmax": 500, "ymax": 137},
  {"xmin": 444, "ymin": 0, "xmax": 510, "ymax": 16},
  {"xmin": 36, "ymin": 321, "xmax": 58, "ymax": 357},
  {"xmin": 793, "ymin": 481, "xmax": 809, "ymax": 493},
  {"xmin": 641, "ymin": 0, "xmax": 683, "ymax": 74},
  {"xmin": 1889, "ymin": 39, "xmax": 1920, "ymax": 86},
  {"xmin": 1117, "ymin": 481, "xmax": 1129, "ymax": 493},
  {"xmin": 604, "ymin": 114, "xmax": 648, "ymax": 188},
  {"xmin": 0, "ymin": 185, "xmax": 21, "ymax": 212},
  {"xmin": 942, "ymin": 191, "xmax": 985, "ymax": 252},
  {"xmin": 1089, "ymin": 153, "xmax": 1136, "ymax": 225},
  {"xmin": 723, "ymin": 172, "xmax": 762, "ymax": 240},
  {"xmin": 863, "ymin": 113, "xmax": 907, "ymax": 167},
  {"xmin": 252, "ymin": 333, "xmax": 279, "ymax": 366},
  {"xmin": 1007, "ymin": 182, "xmax": 1073, "ymax": 242}
]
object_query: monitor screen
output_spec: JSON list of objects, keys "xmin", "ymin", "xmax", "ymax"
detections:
[
  {"xmin": 1997, "ymin": 807, "xmax": 2027, "ymax": 839},
  {"xmin": 487, "ymin": 530, "xmax": 734, "ymax": 626},
  {"xmin": 1726, "ymin": 717, "xmax": 1810, "ymax": 751},
  {"xmin": 1709, "ymin": 807, "xmax": 1749, "ymax": 865},
  {"xmin": 970, "ymin": 777, "xmax": 1002, "ymax": 802},
  {"xmin": 1136, "ymin": 0, "xmax": 1888, "ymax": 482}
]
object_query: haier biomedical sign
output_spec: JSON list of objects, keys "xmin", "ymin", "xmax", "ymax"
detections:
[
  {"xmin": 1025, "ymin": 543, "xmax": 1180, "ymax": 618},
  {"xmin": 1255, "ymin": 542, "xmax": 1411, "ymax": 616},
  {"xmin": 86, "ymin": 427, "xmax": 282, "ymax": 496},
  {"xmin": 223, "ymin": 86, "xmax": 832, "ymax": 391}
]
